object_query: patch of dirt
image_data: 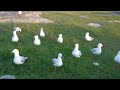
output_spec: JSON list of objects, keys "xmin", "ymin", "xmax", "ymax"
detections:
[{"xmin": 0, "ymin": 11, "xmax": 53, "ymax": 23}]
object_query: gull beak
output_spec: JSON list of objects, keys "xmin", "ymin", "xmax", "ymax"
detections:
[{"xmin": 11, "ymin": 50, "xmax": 14, "ymax": 53}]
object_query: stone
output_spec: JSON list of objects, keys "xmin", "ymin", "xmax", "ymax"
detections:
[{"xmin": 0, "ymin": 75, "xmax": 15, "ymax": 79}]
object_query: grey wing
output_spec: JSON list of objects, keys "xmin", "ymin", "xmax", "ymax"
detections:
[
  {"xmin": 91, "ymin": 48, "xmax": 97, "ymax": 52},
  {"xmin": 52, "ymin": 58, "xmax": 57, "ymax": 64},
  {"xmin": 114, "ymin": 56, "xmax": 117, "ymax": 61},
  {"xmin": 114, "ymin": 55, "xmax": 120, "ymax": 61}
]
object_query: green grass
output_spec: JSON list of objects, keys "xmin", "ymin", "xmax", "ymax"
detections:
[{"xmin": 0, "ymin": 11, "xmax": 120, "ymax": 79}]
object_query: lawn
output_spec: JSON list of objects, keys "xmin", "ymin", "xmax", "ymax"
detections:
[{"xmin": 0, "ymin": 11, "xmax": 120, "ymax": 79}]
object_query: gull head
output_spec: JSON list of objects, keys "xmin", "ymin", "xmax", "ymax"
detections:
[
  {"xmin": 18, "ymin": 28, "xmax": 21, "ymax": 32},
  {"xmin": 98, "ymin": 43, "xmax": 103, "ymax": 47},
  {"xmin": 12, "ymin": 49, "xmax": 19, "ymax": 54},
  {"xmin": 13, "ymin": 27, "xmax": 21, "ymax": 32},
  {"xmin": 86, "ymin": 32, "xmax": 89, "ymax": 35},
  {"xmin": 58, "ymin": 53, "xmax": 62, "ymax": 57},
  {"xmin": 75, "ymin": 43, "xmax": 79, "ymax": 48},
  {"xmin": 34, "ymin": 35, "xmax": 39, "ymax": 38},
  {"xmin": 41, "ymin": 28, "xmax": 43, "ymax": 30},
  {"xmin": 59, "ymin": 34, "xmax": 62, "ymax": 37}
]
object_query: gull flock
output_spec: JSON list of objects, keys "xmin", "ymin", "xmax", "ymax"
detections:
[
  {"xmin": 9, "ymin": 11, "xmax": 120, "ymax": 69},
  {"xmin": 11, "ymin": 26, "xmax": 105, "ymax": 67},
  {"xmin": 11, "ymin": 28, "xmax": 119, "ymax": 68}
]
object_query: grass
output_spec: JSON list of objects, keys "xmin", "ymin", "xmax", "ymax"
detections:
[{"xmin": 0, "ymin": 11, "xmax": 120, "ymax": 79}]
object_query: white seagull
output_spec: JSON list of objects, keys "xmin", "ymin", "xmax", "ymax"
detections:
[
  {"xmin": 12, "ymin": 31, "xmax": 19, "ymax": 42},
  {"xmin": 33, "ymin": 35, "xmax": 41, "ymax": 45},
  {"xmin": 52, "ymin": 53, "xmax": 63, "ymax": 67},
  {"xmin": 114, "ymin": 51, "xmax": 120, "ymax": 63},
  {"xmin": 13, "ymin": 27, "xmax": 21, "ymax": 32},
  {"xmin": 12, "ymin": 49, "xmax": 28, "ymax": 65},
  {"xmin": 72, "ymin": 43, "xmax": 82, "ymax": 58},
  {"xmin": 85, "ymin": 32, "xmax": 94, "ymax": 41},
  {"xmin": 57, "ymin": 34, "xmax": 63, "ymax": 43},
  {"xmin": 91, "ymin": 43, "xmax": 103, "ymax": 55},
  {"xmin": 40, "ymin": 28, "xmax": 45, "ymax": 37}
]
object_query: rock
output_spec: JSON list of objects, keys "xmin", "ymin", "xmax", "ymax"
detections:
[
  {"xmin": 88, "ymin": 23, "xmax": 101, "ymax": 28},
  {"xmin": 79, "ymin": 16, "xmax": 88, "ymax": 18},
  {"xmin": 108, "ymin": 21, "xmax": 113, "ymax": 23},
  {"xmin": 93, "ymin": 62, "xmax": 99, "ymax": 66},
  {"xmin": 114, "ymin": 20, "xmax": 120, "ymax": 23},
  {"xmin": 0, "ymin": 11, "xmax": 53, "ymax": 23},
  {"xmin": 0, "ymin": 75, "xmax": 15, "ymax": 79}
]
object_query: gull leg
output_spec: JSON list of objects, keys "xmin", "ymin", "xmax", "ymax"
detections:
[
  {"xmin": 54, "ymin": 66, "xmax": 56, "ymax": 71},
  {"xmin": 59, "ymin": 66, "xmax": 61, "ymax": 72},
  {"xmin": 95, "ymin": 55, "xmax": 98, "ymax": 62}
]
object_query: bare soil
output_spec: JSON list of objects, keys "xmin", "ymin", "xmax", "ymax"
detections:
[{"xmin": 0, "ymin": 11, "xmax": 53, "ymax": 23}]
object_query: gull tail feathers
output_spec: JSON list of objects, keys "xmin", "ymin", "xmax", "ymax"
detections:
[
  {"xmin": 25, "ymin": 57, "xmax": 28, "ymax": 59},
  {"xmin": 91, "ymin": 49, "xmax": 93, "ymax": 51}
]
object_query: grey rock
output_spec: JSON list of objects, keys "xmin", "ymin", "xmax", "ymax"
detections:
[
  {"xmin": 0, "ymin": 75, "xmax": 15, "ymax": 79},
  {"xmin": 88, "ymin": 23, "xmax": 101, "ymax": 28}
]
